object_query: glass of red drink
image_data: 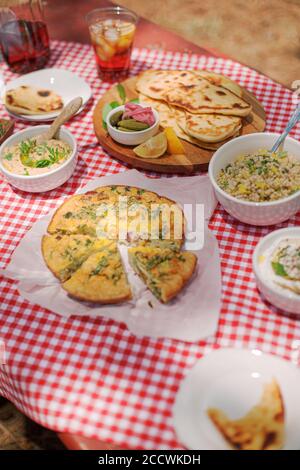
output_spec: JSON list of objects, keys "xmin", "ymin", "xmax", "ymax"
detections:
[
  {"xmin": 0, "ymin": 0, "xmax": 50, "ymax": 74},
  {"xmin": 86, "ymin": 6, "xmax": 138, "ymax": 82}
]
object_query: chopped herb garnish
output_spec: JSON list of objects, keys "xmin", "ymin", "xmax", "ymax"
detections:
[
  {"xmin": 90, "ymin": 257, "xmax": 109, "ymax": 276},
  {"xmin": 35, "ymin": 159, "xmax": 51, "ymax": 168},
  {"xmin": 17, "ymin": 139, "xmax": 70, "ymax": 169},
  {"xmin": 272, "ymin": 261, "xmax": 288, "ymax": 277}
]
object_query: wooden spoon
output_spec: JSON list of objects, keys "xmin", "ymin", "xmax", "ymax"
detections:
[{"xmin": 35, "ymin": 97, "xmax": 83, "ymax": 145}]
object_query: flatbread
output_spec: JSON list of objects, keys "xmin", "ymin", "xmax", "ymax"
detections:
[
  {"xmin": 128, "ymin": 246, "xmax": 197, "ymax": 303},
  {"xmin": 195, "ymin": 71, "xmax": 243, "ymax": 98},
  {"xmin": 207, "ymin": 379, "xmax": 285, "ymax": 450},
  {"xmin": 136, "ymin": 69, "xmax": 244, "ymax": 105},
  {"xmin": 139, "ymin": 93, "xmax": 228, "ymax": 150},
  {"xmin": 177, "ymin": 110, "xmax": 242, "ymax": 143},
  {"xmin": 164, "ymin": 81, "xmax": 251, "ymax": 116},
  {"xmin": 136, "ymin": 70, "xmax": 199, "ymax": 100},
  {"xmin": 5, "ymin": 85, "xmax": 63, "ymax": 115},
  {"xmin": 139, "ymin": 93, "xmax": 199, "ymax": 143},
  {"xmin": 62, "ymin": 242, "xmax": 132, "ymax": 303}
]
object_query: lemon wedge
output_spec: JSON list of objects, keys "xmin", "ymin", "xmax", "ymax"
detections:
[
  {"xmin": 164, "ymin": 127, "xmax": 185, "ymax": 155},
  {"xmin": 133, "ymin": 132, "xmax": 167, "ymax": 159}
]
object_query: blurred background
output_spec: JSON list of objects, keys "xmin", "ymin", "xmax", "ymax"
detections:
[{"xmin": 114, "ymin": 0, "xmax": 300, "ymax": 88}]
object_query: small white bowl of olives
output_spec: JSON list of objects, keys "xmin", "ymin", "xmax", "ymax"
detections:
[{"xmin": 106, "ymin": 105, "xmax": 160, "ymax": 146}]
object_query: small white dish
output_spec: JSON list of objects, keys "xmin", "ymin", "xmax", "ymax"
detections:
[
  {"xmin": 0, "ymin": 125, "xmax": 77, "ymax": 192},
  {"xmin": 2, "ymin": 68, "xmax": 92, "ymax": 122},
  {"xmin": 173, "ymin": 348, "xmax": 300, "ymax": 450},
  {"xmin": 106, "ymin": 105, "xmax": 160, "ymax": 146},
  {"xmin": 208, "ymin": 132, "xmax": 300, "ymax": 226},
  {"xmin": 253, "ymin": 227, "xmax": 300, "ymax": 314}
]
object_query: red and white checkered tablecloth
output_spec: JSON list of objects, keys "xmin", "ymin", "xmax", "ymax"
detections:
[{"xmin": 0, "ymin": 40, "xmax": 300, "ymax": 449}]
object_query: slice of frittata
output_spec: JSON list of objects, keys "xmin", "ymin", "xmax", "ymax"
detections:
[
  {"xmin": 62, "ymin": 242, "xmax": 132, "ymax": 303},
  {"xmin": 42, "ymin": 234, "xmax": 114, "ymax": 282},
  {"xmin": 128, "ymin": 246, "xmax": 197, "ymax": 303}
]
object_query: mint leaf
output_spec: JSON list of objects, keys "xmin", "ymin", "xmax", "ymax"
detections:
[
  {"xmin": 272, "ymin": 261, "xmax": 288, "ymax": 277},
  {"xmin": 117, "ymin": 83, "xmax": 126, "ymax": 104},
  {"xmin": 102, "ymin": 101, "xmax": 120, "ymax": 130},
  {"xmin": 4, "ymin": 153, "xmax": 13, "ymax": 160}
]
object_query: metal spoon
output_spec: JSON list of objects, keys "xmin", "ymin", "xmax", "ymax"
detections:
[
  {"xmin": 35, "ymin": 97, "xmax": 83, "ymax": 145},
  {"xmin": 271, "ymin": 102, "xmax": 300, "ymax": 153}
]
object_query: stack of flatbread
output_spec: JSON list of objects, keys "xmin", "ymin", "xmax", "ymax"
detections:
[{"xmin": 136, "ymin": 70, "xmax": 252, "ymax": 150}]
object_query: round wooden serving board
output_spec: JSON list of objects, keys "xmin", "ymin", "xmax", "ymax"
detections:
[{"xmin": 93, "ymin": 76, "xmax": 266, "ymax": 174}]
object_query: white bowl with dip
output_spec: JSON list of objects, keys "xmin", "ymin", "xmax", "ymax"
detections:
[
  {"xmin": 253, "ymin": 227, "xmax": 300, "ymax": 315},
  {"xmin": 0, "ymin": 125, "xmax": 77, "ymax": 192},
  {"xmin": 208, "ymin": 132, "xmax": 300, "ymax": 225},
  {"xmin": 106, "ymin": 105, "xmax": 160, "ymax": 146}
]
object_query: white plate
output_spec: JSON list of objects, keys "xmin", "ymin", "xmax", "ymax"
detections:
[
  {"xmin": 173, "ymin": 348, "xmax": 300, "ymax": 450},
  {"xmin": 2, "ymin": 68, "xmax": 92, "ymax": 121}
]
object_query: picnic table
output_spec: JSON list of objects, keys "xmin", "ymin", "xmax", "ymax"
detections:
[{"xmin": 0, "ymin": 0, "xmax": 299, "ymax": 451}]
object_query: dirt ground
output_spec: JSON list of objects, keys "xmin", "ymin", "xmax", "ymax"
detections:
[
  {"xmin": 115, "ymin": 0, "xmax": 300, "ymax": 88},
  {"xmin": 0, "ymin": 397, "xmax": 63, "ymax": 450}
]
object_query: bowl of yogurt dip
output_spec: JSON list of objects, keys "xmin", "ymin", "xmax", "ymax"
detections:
[
  {"xmin": 253, "ymin": 227, "xmax": 300, "ymax": 315},
  {"xmin": 0, "ymin": 125, "xmax": 77, "ymax": 192}
]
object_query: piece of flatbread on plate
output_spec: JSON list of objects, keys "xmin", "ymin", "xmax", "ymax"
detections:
[
  {"xmin": 207, "ymin": 379, "xmax": 285, "ymax": 450},
  {"xmin": 4, "ymin": 85, "xmax": 63, "ymax": 115}
]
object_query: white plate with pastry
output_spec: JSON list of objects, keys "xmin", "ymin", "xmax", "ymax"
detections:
[
  {"xmin": 173, "ymin": 348, "xmax": 300, "ymax": 450},
  {"xmin": 1, "ymin": 68, "xmax": 92, "ymax": 122}
]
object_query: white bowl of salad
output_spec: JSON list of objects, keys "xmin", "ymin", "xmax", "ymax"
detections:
[
  {"xmin": 209, "ymin": 132, "xmax": 300, "ymax": 226},
  {"xmin": 0, "ymin": 125, "xmax": 77, "ymax": 192}
]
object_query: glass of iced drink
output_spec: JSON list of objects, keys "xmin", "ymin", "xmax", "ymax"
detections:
[{"xmin": 86, "ymin": 6, "xmax": 138, "ymax": 82}]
